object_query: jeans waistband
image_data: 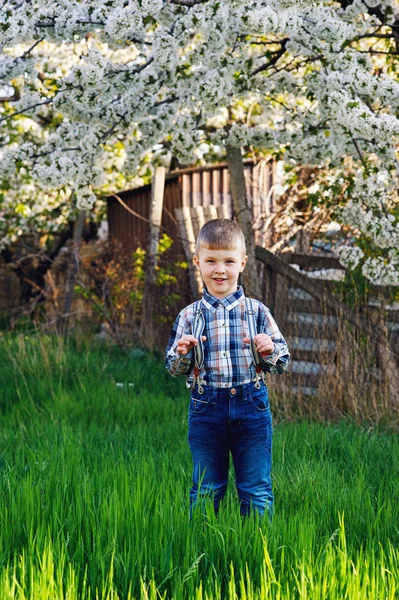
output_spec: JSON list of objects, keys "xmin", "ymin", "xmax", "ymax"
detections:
[{"xmin": 193, "ymin": 380, "xmax": 266, "ymax": 400}]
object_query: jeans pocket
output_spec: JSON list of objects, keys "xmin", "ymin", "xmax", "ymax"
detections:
[
  {"xmin": 250, "ymin": 386, "xmax": 269, "ymax": 412},
  {"xmin": 189, "ymin": 394, "xmax": 210, "ymax": 415}
]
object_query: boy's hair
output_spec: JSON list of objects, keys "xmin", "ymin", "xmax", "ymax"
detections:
[{"xmin": 195, "ymin": 219, "xmax": 246, "ymax": 255}]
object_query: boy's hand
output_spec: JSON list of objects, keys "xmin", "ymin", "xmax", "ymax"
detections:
[
  {"xmin": 243, "ymin": 333, "xmax": 274, "ymax": 357},
  {"xmin": 177, "ymin": 335, "xmax": 207, "ymax": 356}
]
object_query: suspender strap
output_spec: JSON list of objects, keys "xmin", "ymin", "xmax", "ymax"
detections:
[
  {"xmin": 191, "ymin": 297, "xmax": 266, "ymax": 393},
  {"xmin": 193, "ymin": 300, "xmax": 206, "ymax": 394},
  {"xmin": 245, "ymin": 297, "xmax": 266, "ymax": 389}
]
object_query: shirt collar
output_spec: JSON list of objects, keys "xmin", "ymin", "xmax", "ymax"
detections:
[{"xmin": 202, "ymin": 286, "xmax": 244, "ymax": 313}]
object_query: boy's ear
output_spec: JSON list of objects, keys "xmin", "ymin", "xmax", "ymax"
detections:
[
  {"xmin": 240, "ymin": 255, "xmax": 248, "ymax": 271},
  {"xmin": 193, "ymin": 255, "xmax": 200, "ymax": 267}
]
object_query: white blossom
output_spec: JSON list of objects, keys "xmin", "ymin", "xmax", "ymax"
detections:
[
  {"xmin": 362, "ymin": 256, "xmax": 399, "ymax": 286},
  {"xmin": 105, "ymin": 5, "xmax": 145, "ymax": 41},
  {"xmin": 153, "ymin": 32, "xmax": 178, "ymax": 70},
  {"xmin": 75, "ymin": 187, "xmax": 97, "ymax": 210},
  {"xmin": 338, "ymin": 245, "xmax": 364, "ymax": 270}
]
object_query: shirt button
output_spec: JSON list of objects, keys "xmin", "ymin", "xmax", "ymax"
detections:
[{"xmin": 231, "ymin": 388, "xmax": 237, "ymax": 395}]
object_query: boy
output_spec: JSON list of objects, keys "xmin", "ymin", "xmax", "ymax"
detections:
[{"xmin": 165, "ymin": 219, "xmax": 289, "ymax": 519}]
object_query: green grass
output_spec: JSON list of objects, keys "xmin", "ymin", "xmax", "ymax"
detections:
[{"xmin": 0, "ymin": 332, "xmax": 399, "ymax": 599}]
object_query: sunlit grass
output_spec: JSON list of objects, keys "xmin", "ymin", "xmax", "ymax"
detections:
[{"xmin": 0, "ymin": 333, "xmax": 398, "ymax": 598}]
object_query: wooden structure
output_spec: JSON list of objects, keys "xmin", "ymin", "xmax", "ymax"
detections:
[
  {"xmin": 255, "ymin": 247, "xmax": 399, "ymax": 402},
  {"xmin": 107, "ymin": 160, "xmax": 276, "ymax": 252}
]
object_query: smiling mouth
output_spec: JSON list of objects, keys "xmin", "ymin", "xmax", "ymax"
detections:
[{"xmin": 213, "ymin": 278, "xmax": 227, "ymax": 282}]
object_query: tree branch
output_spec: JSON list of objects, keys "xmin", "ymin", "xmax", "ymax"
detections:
[
  {"xmin": 113, "ymin": 56, "xmax": 154, "ymax": 75},
  {"xmin": 0, "ymin": 98, "xmax": 53, "ymax": 123},
  {"xmin": 251, "ymin": 40, "xmax": 288, "ymax": 76},
  {"xmin": 167, "ymin": 0, "xmax": 208, "ymax": 5},
  {"xmin": 355, "ymin": 49, "xmax": 399, "ymax": 55},
  {"xmin": 350, "ymin": 133, "xmax": 367, "ymax": 168},
  {"xmin": 19, "ymin": 38, "xmax": 44, "ymax": 59},
  {"xmin": 30, "ymin": 147, "xmax": 81, "ymax": 159}
]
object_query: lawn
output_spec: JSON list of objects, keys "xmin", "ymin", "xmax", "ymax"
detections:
[{"xmin": 0, "ymin": 333, "xmax": 398, "ymax": 599}]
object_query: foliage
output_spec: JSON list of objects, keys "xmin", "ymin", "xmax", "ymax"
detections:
[{"xmin": 73, "ymin": 234, "xmax": 186, "ymax": 345}]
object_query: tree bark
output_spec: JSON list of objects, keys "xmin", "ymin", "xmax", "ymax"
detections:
[
  {"xmin": 141, "ymin": 166, "xmax": 166, "ymax": 349},
  {"xmin": 226, "ymin": 145, "xmax": 262, "ymax": 299},
  {"xmin": 60, "ymin": 210, "xmax": 86, "ymax": 331}
]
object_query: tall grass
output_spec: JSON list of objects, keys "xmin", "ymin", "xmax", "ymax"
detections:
[{"xmin": 0, "ymin": 333, "xmax": 398, "ymax": 599}]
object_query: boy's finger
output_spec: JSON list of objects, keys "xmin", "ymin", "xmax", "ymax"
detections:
[
  {"xmin": 178, "ymin": 339, "xmax": 195, "ymax": 348},
  {"xmin": 201, "ymin": 336, "xmax": 207, "ymax": 341},
  {"xmin": 243, "ymin": 337, "xmax": 250, "ymax": 344}
]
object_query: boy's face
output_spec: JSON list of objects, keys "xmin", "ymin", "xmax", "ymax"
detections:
[{"xmin": 193, "ymin": 246, "xmax": 248, "ymax": 299}]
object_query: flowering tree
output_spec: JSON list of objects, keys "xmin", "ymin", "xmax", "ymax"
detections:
[{"xmin": 1, "ymin": 0, "xmax": 399, "ymax": 290}]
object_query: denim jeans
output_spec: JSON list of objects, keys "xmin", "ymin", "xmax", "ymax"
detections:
[{"xmin": 188, "ymin": 381, "xmax": 273, "ymax": 519}]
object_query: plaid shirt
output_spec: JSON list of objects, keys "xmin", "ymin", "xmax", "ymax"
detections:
[{"xmin": 165, "ymin": 286, "xmax": 290, "ymax": 388}]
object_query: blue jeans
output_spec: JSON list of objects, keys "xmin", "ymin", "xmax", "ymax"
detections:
[{"xmin": 188, "ymin": 381, "xmax": 273, "ymax": 519}]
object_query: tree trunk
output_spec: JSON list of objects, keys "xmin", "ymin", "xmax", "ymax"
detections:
[
  {"xmin": 226, "ymin": 145, "xmax": 261, "ymax": 299},
  {"xmin": 141, "ymin": 166, "xmax": 166, "ymax": 349},
  {"xmin": 60, "ymin": 210, "xmax": 86, "ymax": 331}
]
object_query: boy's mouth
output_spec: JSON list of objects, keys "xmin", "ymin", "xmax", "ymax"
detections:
[{"xmin": 213, "ymin": 278, "xmax": 227, "ymax": 283}]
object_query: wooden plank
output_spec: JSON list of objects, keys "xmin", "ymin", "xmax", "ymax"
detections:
[
  {"xmin": 190, "ymin": 206, "xmax": 205, "ymax": 239},
  {"xmin": 181, "ymin": 174, "xmax": 191, "ymax": 207},
  {"xmin": 285, "ymin": 319, "xmax": 340, "ymax": 340},
  {"xmin": 168, "ymin": 159, "xmax": 256, "ymax": 177},
  {"xmin": 212, "ymin": 168, "xmax": 221, "ymax": 206},
  {"xmin": 203, "ymin": 205, "xmax": 218, "ymax": 222},
  {"xmin": 216, "ymin": 204, "xmax": 231, "ymax": 219},
  {"xmin": 285, "ymin": 370, "xmax": 326, "ymax": 391},
  {"xmin": 202, "ymin": 170, "xmax": 211, "ymax": 207},
  {"xmin": 192, "ymin": 172, "xmax": 201, "ymax": 207},
  {"xmin": 222, "ymin": 168, "xmax": 232, "ymax": 215},
  {"xmin": 289, "ymin": 348, "xmax": 336, "ymax": 364},
  {"xmin": 278, "ymin": 252, "xmax": 344, "ymax": 270},
  {"xmin": 287, "ymin": 294, "xmax": 338, "ymax": 316}
]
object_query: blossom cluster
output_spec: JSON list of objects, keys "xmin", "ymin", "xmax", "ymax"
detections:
[
  {"xmin": 337, "ymin": 171, "xmax": 399, "ymax": 286},
  {"xmin": 1, "ymin": 0, "xmax": 399, "ymax": 285}
]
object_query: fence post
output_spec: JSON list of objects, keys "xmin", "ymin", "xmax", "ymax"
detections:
[{"xmin": 141, "ymin": 166, "xmax": 166, "ymax": 349}]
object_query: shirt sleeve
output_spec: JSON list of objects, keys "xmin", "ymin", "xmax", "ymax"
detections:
[
  {"xmin": 165, "ymin": 310, "xmax": 194, "ymax": 377},
  {"xmin": 257, "ymin": 303, "xmax": 290, "ymax": 375}
]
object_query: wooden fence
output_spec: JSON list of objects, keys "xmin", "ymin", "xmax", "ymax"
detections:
[{"xmin": 176, "ymin": 206, "xmax": 399, "ymax": 405}]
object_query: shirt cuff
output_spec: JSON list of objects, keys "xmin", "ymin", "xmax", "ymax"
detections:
[
  {"xmin": 169, "ymin": 350, "xmax": 193, "ymax": 376},
  {"xmin": 261, "ymin": 343, "xmax": 280, "ymax": 366}
]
